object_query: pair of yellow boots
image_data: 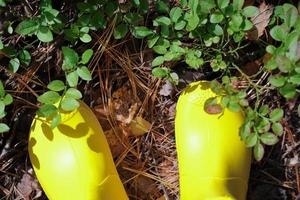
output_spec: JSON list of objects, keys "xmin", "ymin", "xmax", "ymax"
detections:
[{"xmin": 29, "ymin": 81, "xmax": 251, "ymax": 200}]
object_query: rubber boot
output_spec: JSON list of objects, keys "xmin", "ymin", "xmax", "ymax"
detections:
[
  {"xmin": 175, "ymin": 81, "xmax": 251, "ymax": 200},
  {"xmin": 29, "ymin": 101, "xmax": 128, "ymax": 200}
]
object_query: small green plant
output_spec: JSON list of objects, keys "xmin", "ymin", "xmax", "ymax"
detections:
[
  {"xmin": 0, "ymin": 81, "xmax": 13, "ymax": 133},
  {"xmin": 265, "ymin": 3, "xmax": 300, "ymax": 100},
  {"xmin": 15, "ymin": 0, "xmax": 62, "ymax": 42},
  {"xmin": 36, "ymin": 47, "xmax": 93, "ymax": 128},
  {"xmin": 1, "ymin": 0, "xmax": 299, "ymax": 162}
]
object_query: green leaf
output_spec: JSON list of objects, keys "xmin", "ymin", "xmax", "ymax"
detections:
[
  {"xmin": 152, "ymin": 67, "xmax": 169, "ymax": 78},
  {"xmin": 272, "ymin": 122, "xmax": 284, "ymax": 136},
  {"xmin": 245, "ymin": 133, "xmax": 258, "ymax": 147},
  {"xmin": 243, "ymin": 6, "xmax": 259, "ymax": 17},
  {"xmin": 124, "ymin": 13, "xmax": 143, "ymax": 25},
  {"xmin": 61, "ymin": 97, "xmax": 80, "ymax": 112},
  {"xmin": 266, "ymin": 45, "xmax": 276, "ymax": 54},
  {"xmin": 132, "ymin": 26, "xmax": 153, "ymax": 39},
  {"xmin": 257, "ymin": 118, "xmax": 271, "ymax": 133},
  {"xmin": 168, "ymin": 72, "xmax": 179, "ymax": 85},
  {"xmin": 3, "ymin": 94, "xmax": 13, "ymax": 105},
  {"xmin": 77, "ymin": 66, "xmax": 92, "ymax": 81},
  {"xmin": 0, "ymin": 81, "xmax": 4, "ymax": 97},
  {"xmin": 270, "ymin": 25, "xmax": 288, "ymax": 42},
  {"xmin": 269, "ymin": 75, "xmax": 287, "ymax": 87},
  {"xmin": 153, "ymin": 45, "xmax": 167, "ymax": 54},
  {"xmin": 80, "ymin": 49, "xmax": 93, "ymax": 65},
  {"xmin": 37, "ymin": 104, "xmax": 58, "ymax": 117},
  {"xmin": 0, "ymin": 40, "xmax": 3, "ymax": 50},
  {"xmin": 0, "ymin": 101, "xmax": 4, "ymax": 114},
  {"xmin": 175, "ymin": 20, "xmax": 187, "ymax": 30},
  {"xmin": 47, "ymin": 80, "xmax": 65, "ymax": 91},
  {"xmin": 270, "ymin": 108, "xmax": 284, "ymax": 122},
  {"xmin": 147, "ymin": 35, "xmax": 160, "ymax": 48},
  {"xmin": 114, "ymin": 23, "xmax": 128, "ymax": 39},
  {"xmin": 80, "ymin": 27, "xmax": 89, "ymax": 34},
  {"xmin": 228, "ymin": 101, "xmax": 242, "ymax": 112},
  {"xmin": 186, "ymin": 12, "xmax": 199, "ymax": 31},
  {"xmin": 213, "ymin": 24, "xmax": 224, "ymax": 35},
  {"xmin": 156, "ymin": 1, "xmax": 169, "ymax": 13},
  {"xmin": 37, "ymin": 26, "xmax": 53, "ymax": 42},
  {"xmin": 91, "ymin": 12, "xmax": 106, "ymax": 29},
  {"xmin": 217, "ymin": 0, "xmax": 229, "ymax": 9},
  {"xmin": 210, "ymin": 12, "xmax": 224, "ymax": 23},
  {"xmin": 279, "ymin": 84, "xmax": 296, "ymax": 99},
  {"xmin": 229, "ymin": 14, "xmax": 243, "ymax": 31},
  {"xmin": 289, "ymin": 74, "xmax": 300, "ymax": 84},
  {"xmin": 298, "ymin": 104, "xmax": 300, "ymax": 117},
  {"xmin": 9, "ymin": 58, "xmax": 20, "ymax": 73},
  {"xmin": 170, "ymin": 7, "xmax": 182, "ymax": 23},
  {"xmin": 65, "ymin": 88, "xmax": 82, "ymax": 99},
  {"xmin": 254, "ymin": 142, "xmax": 264, "ymax": 161},
  {"xmin": 62, "ymin": 47, "xmax": 79, "ymax": 70},
  {"xmin": 154, "ymin": 16, "xmax": 171, "ymax": 26},
  {"xmin": 80, "ymin": 33, "xmax": 92, "ymax": 43},
  {"xmin": 259, "ymin": 105, "xmax": 269, "ymax": 116},
  {"xmin": 232, "ymin": 0, "xmax": 244, "ymax": 10},
  {"xmin": 37, "ymin": 91, "xmax": 60, "ymax": 104},
  {"xmin": 241, "ymin": 19, "xmax": 253, "ymax": 31},
  {"xmin": 285, "ymin": 6, "xmax": 298, "ymax": 28},
  {"xmin": 104, "ymin": 1, "xmax": 118, "ymax": 17},
  {"xmin": 15, "ymin": 19, "xmax": 39, "ymax": 35},
  {"xmin": 66, "ymin": 71, "xmax": 79, "ymax": 87},
  {"xmin": 185, "ymin": 49, "xmax": 203, "ymax": 69},
  {"xmin": 0, "ymin": 123, "xmax": 10, "ymax": 133},
  {"xmin": 152, "ymin": 56, "xmax": 165, "ymax": 67},
  {"xmin": 260, "ymin": 132, "xmax": 279, "ymax": 145},
  {"xmin": 210, "ymin": 80, "xmax": 223, "ymax": 95},
  {"xmin": 19, "ymin": 50, "xmax": 31, "ymax": 66},
  {"xmin": 276, "ymin": 55, "xmax": 293, "ymax": 73},
  {"xmin": 188, "ymin": 0, "xmax": 199, "ymax": 12},
  {"xmin": 0, "ymin": 0, "xmax": 6, "ymax": 7},
  {"xmin": 51, "ymin": 113, "xmax": 61, "ymax": 129},
  {"xmin": 240, "ymin": 122, "xmax": 251, "ymax": 140}
]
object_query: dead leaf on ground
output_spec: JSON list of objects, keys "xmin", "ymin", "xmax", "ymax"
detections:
[
  {"xmin": 105, "ymin": 128, "xmax": 127, "ymax": 158},
  {"xmin": 241, "ymin": 59, "xmax": 262, "ymax": 76},
  {"xmin": 109, "ymin": 83, "xmax": 141, "ymax": 125},
  {"xmin": 159, "ymin": 80, "xmax": 174, "ymax": 97},
  {"xmin": 129, "ymin": 116, "xmax": 152, "ymax": 136},
  {"xmin": 247, "ymin": 2, "xmax": 274, "ymax": 40},
  {"xmin": 134, "ymin": 176, "xmax": 161, "ymax": 198},
  {"xmin": 16, "ymin": 170, "xmax": 42, "ymax": 200},
  {"xmin": 157, "ymin": 195, "xmax": 167, "ymax": 200}
]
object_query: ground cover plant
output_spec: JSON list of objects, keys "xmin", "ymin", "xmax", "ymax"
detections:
[{"xmin": 0, "ymin": 0, "xmax": 300, "ymax": 199}]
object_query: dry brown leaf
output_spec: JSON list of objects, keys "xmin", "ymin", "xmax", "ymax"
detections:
[
  {"xmin": 129, "ymin": 116, "xmax": 152, "ymax": 136},
  {"xmin": 241, "ymin": 59, "xmax": 262, "ymax": 76},
  {"xmin": 134, "ymin": 176, "xmax": 160, "ymax": 197},
  {"xmin": 109, "ymin": 83, "xmax": 141, "ymax": 125},
  {"xmin": 16, "ymin": 171, "xmax": 42, "ymax": 200},
  {"xmin": 104, "ymin": 128, "xmax": 127, "ymax": 158},
  {"xmin": 247, "ymin": 2, "xmax": 274, "ymax": 40},
  {"xmin": 157, "ymin": 196, "xmax": 167, "ymax": 200},
  {"xmin": 159, "ymin": 80, "xmax": 174, "ymax": 97}
]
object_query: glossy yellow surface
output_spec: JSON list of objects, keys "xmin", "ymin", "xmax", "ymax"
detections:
[
  {"xmin": 175, "ymin": 81, "xmax": 251, "ymax": 200},
  {"xmin": 29, "ymin": 101, "xmax": 128, "ymax": 200}
]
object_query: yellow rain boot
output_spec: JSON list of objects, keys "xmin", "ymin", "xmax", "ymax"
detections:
[
  {"xmin": 175, "ymin": 81, "xmax": 251, "ymax": 200},
  {"xmin": 29, "ymin": 101, "xmax": 128, "ymax": 200}
]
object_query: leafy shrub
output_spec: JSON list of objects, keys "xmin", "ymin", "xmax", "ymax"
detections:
[{"xmin": 0, "ymin": 0, "xmax": 299, "ymax": 161}]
